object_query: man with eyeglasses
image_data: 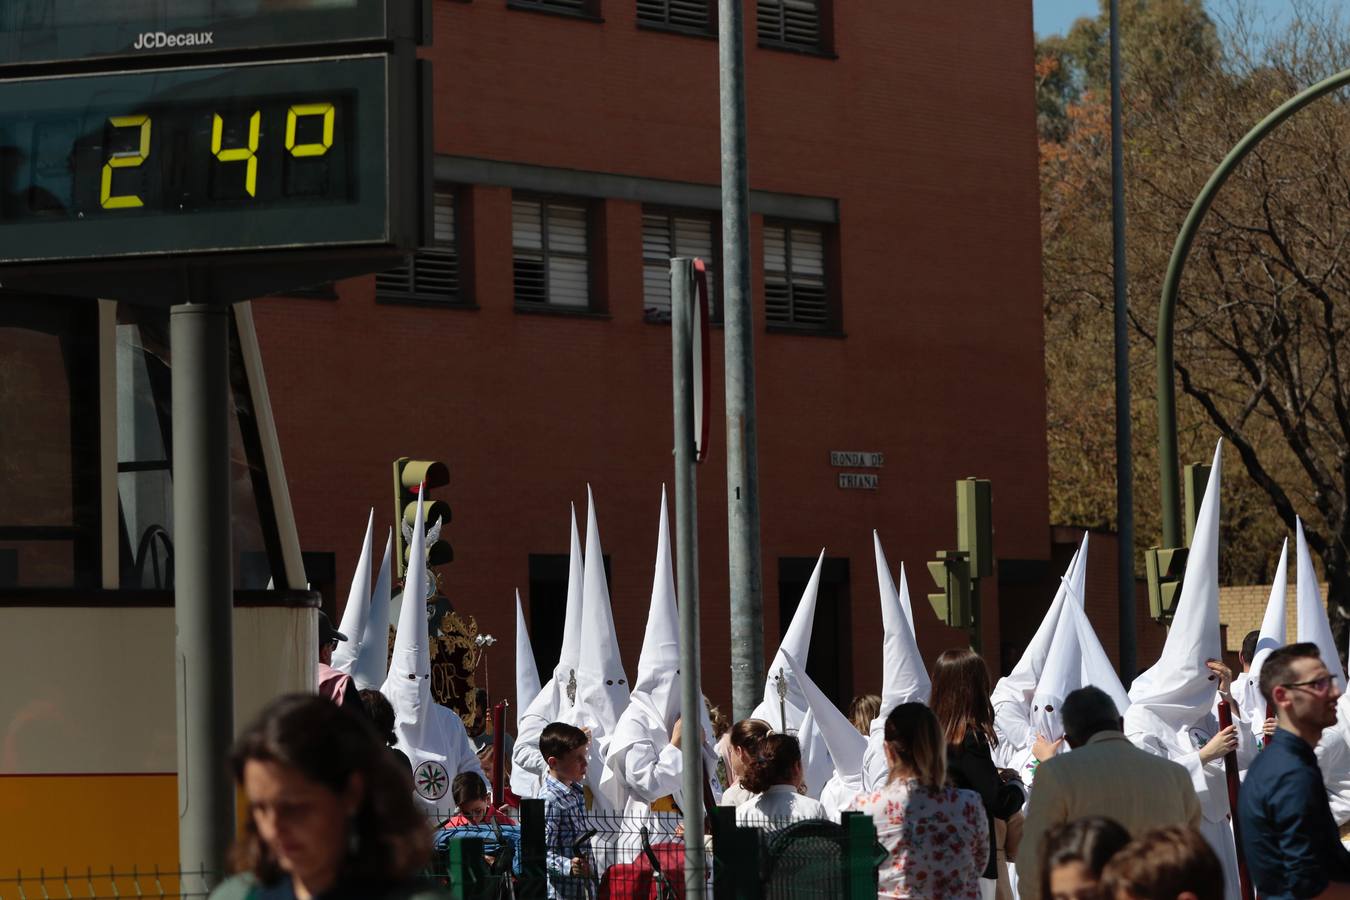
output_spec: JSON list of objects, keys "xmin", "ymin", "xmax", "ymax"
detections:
[{"xmin": 1238, "ymin": 642, "xmax": 1350, "ymax": 899}]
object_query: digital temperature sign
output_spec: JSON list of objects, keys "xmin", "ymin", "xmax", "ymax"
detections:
[{"xmin": 0, "ymin": 54, "xmax": 414, "ymax": 264}]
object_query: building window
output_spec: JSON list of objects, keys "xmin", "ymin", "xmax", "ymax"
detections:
[
  {"xmin": 764, "ymin": 221, "xmax": 830, "ymax": 329},
  {"xmin": 508, "ymin": 0, "xmax": 599, "ymax": 18},
  {"xmin": 376, "ymin": 191, "xmax": 462, "ymax": 304},
  {"xmin": 642, "ymin": 209, "xmax": 718, "ymax": 323},
  {"xmin": 757, "ymin": 0, "xmax": 827, "ymax": 53},
  {"xmin": 636, "ymin": 0, "xmax": 714, "ymax": 34},
  {"xmin": 513, "ymin": 197, "xmax": 592, "ymax": 310}
]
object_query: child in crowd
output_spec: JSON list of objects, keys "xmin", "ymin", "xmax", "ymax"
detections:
[
  {"xmin": 442, "ymin": 772, "xmax": 515, "ymax": 828},
  {"xmin": 1040, "ymin": 817, "xmax": 1130, "ymax": 900},
  {"xmin": 540, "ymin": 722, "xmax": 592, "ymax": 899}
]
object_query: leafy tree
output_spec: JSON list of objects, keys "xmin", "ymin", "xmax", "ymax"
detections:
[{"xmin": 1042, "ymin": 2, "xmax": 1350, "ymax": 635}]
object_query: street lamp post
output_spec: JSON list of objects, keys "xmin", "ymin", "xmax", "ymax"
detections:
[{"xmin": 1155, "ymin": 69, "xmax": 1350, "ymax": 546}]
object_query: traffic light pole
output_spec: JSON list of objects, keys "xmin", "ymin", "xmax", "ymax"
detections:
[
  {"xmin": 171, "ymin": 302, "xmax": 235, "ymax": 890},
  {"xmin": 671, "ymin": 258, "xmax": 707, "ymax": 899},
  {"xmin": 718, "ymin": 0, "xmax": 765, "ymax": 721}
]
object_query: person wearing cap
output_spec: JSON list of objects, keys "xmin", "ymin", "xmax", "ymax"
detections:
[{"xmin": 317, "ymin": 611, "xmax": 360, "ymax": 708}]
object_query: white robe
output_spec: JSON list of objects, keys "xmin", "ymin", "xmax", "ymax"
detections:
[
  {"xmin": 1316, "ymin": 693, "xmax": 1350, "ymax": 827},
  {"xmin": 1125, "ymin": 704, "xmax": 1255, "ymax": 900},
  {"xmin": 819, "ymin": 772, "xmax": 865, "ymax": 822}
]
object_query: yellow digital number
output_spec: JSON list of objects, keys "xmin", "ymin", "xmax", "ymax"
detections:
[
  {"xmin": 285, "ymin": 103, "xmax": 334, "ymax": 158},
  {"xmin": 212, "ymin": 110, "xmax": 261, "ymax": 197},
  {"xmin": 100, "ymin": 114, "xmax": 151, "ymax": 210}
]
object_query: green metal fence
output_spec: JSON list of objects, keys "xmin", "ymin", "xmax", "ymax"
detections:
[
  {"xmin": 432, "ymin": 800, "xmax": 883, "ymax": 900},
  {"xmin": 7, "ymin": 802, "xmax": 882, "ymax": 900}
]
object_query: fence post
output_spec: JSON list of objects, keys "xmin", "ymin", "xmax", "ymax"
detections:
[
  {"xmin": 447, "ymin": 837, "xmax": 486, "ymax": 900},
  {"xmin": 840, "ymin": 812, "xmax": 880, "ymax": 900},
  {"xmin": 711, "ymin": 805, "xmax": 762, "ymax": 900},
  {"xmin": 519, "ymin": 798, "xmax": 548, "ymax": 900}
]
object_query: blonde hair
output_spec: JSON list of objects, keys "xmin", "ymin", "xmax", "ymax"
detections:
[
  {"xmin": 884, "ymin": 702, "xmax": 947, "ymax": 790},
  {"xmin": 847, "ymin": 694, "xmax": 881, "ymax": 735}
]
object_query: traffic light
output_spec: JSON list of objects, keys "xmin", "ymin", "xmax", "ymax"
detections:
[
  {"xmin": 1146, "ymin": 462, "xmax": 1207, "ymax": 623},
  {"xmin": 1146, "ymin": 546, "xmax": 1188, "ymax": 623},
  {"xmin": 956, "ymin": 478, "xmax": 993, "ymax": 578},
  {"xmin": 1183, "ymin": 462, "xmax": 1211, "ymax": 548},
  {"xmin": 928, "ymin": 478, "xmax": 993, "ymax": 637},
  {"xmin": 927, "ymin": 550, "xmax": 974, "ymax": 629},
  {"xmin": 392, "ymin": 457, "xmax": 452, "ymax": 578}
]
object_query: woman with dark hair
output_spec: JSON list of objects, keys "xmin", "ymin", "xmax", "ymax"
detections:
[
  {"xmin": 848, "ymin": 703, "xmax": 989, "ymax": 898},
  {"xmin": 1040, "ymin": 817, "xmax": 1131, "ymax": 900},
  {"xmin": 931, "ymin": 648, "xmax": 1026, "ymax": 900},
  {"xmin": 209, "ymin": 694, "xmax": 442, "ymax": 900},
  {"xmin": 718, "ymin": 718, "xmax": 772, "ymax": 807},
  {"xmin": 733, "ymin": 733, "xmax": 826, "ymax": 825},
  {"xmin": 359, "ymin": 689, "xmax": 413, "ymax": 775}
]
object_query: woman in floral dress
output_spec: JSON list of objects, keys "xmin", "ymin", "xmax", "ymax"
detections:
[{"xmin": 849, "ymin": 703, "xmax": 989, "ymax": 898}]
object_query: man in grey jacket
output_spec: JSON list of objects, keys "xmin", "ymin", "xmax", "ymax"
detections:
[{"xmin": 1017, "ymin": 687, "xmax": 1202, "ymax": 899}]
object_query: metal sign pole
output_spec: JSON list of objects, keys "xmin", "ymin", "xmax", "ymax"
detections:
[
  {"xmin": 672, "ymin": 258, "xmax": 707, "ymax": 898},
  {"xmin": 718, "ymin": 0, "xmax": 764, "ymax": 722},
  {"xmin": 171, "ymin": 302, "xmax": 235, "ymax": 891}
]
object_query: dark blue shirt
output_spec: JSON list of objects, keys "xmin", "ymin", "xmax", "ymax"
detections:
[{"xmin": 1238, "ymin": 727, "xmax": 1350, "ymax": 899}]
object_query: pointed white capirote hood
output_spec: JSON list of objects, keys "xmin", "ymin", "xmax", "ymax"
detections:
[
  {"xmin": 1297, "ymin": 518, "xmax": 1345, "ymax": 686},
  {"xmin": 785, "ymin": 650, "xmax": 866, "ymax": 783},
  {"xmin": 1030, "ymin": 573, "xmax": 1132, "ymax": 742},
  {"xmin": 331, "ymin": 509, "xmax": 375, "ymax": 677},
  {"xmin": 604, "ymin": 488, "xmax": 725, "ymax": 807},
  {"xmin": 1247, "ymin": 538, "xmax": 1288, "ymax": 725},
  {"xmin": 991, "ymin": 535, "xmax": 1086, "ymax": 709},
  {"xmin": 519, "ymin": 504, "xmax": 586, "ymax": 727},
  {"xmin": 752, "ymin": 550, "xmax": 825, "ymax": 732},
  {"xmin": 516, "ymin": 590, "xmax": 542, "ymax": 734},
  {"xmin": 1128, "ymin": 441, "xmax": 1224, "ymax": 730},
  {"xmin": 559, "ymin": 503, "xmax": 586, "ymax": 680},
  {"xmin": 383, "ymin": 488, "xmax": 433, "ymax": 742},
  {"xmin": 1031, "ymin": 585, "xmax": 1084, "ymax": 744},
  {"xmin": 381, "ymin": 488, "xmax": 479, "ymax": 809},
  {"xmin": 633, "ymin": 487, "xmax": 681, "ymax": 724},
  {"xmin": 352, "ymin": 527, "xmax": 394, "ymax": 690},
  {"xmin": 874, "ymin": 533, "xmax": 930, "ymax": 716},
  {"xmin": 562, "ymin": 486, "xmax": 629, "ymax": 738},
  {"xmin": 1067, "ymin": 584, "xmax": 1132, "ymax": 719}
]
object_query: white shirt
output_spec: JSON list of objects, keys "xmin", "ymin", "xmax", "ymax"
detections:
[
  {"xmin": 735, "ymin": 784, "xmax": 827, "ymax": 826},
  {"xmin": 720, "ymin": 782, "xmax": 756, "ymax": 807}
]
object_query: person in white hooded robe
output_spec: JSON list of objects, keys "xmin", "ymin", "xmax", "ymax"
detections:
[
  {"xmin": 513, "ymin": 589, "xmax": 544, "ymax": 800},
  {"xmin": 751, "ymin": 551, "xmax": 834, "ymax": 798},
  {"xmin": 331, "ymin": 509, "xmax": 376, "ymax": 684},
  {"xmin": 1291, "ymin": 519, "xmax": 1350, "ymax": 832},
  {"xmin": 782, "ymin": 651, "xmax": 865, "ymax": 821},
  {"xmin": 989, "ymin": 535, "xmax": 1087, "ymax": 780},
  {"xmin": 380, "ymin": 488, "xmax": 485, "ymax": 820},
  {"xmin": 603, "ymin": 489, "xmax": 722, "ymax": 850},
  {"xmin": 1030, "ymin": 574, "xmax": 1132, "ymax": 761},
  {"xmin": 512, "ymin": 505, "xmax": 585, "ymax": 796},
  {"xmin": 1122, "ymin": 442, "xmax": 1255, "ymax": 900},
  {"xmin": 1235, "ymin": 540, "xmax": 1287, "ymax": 763},
  {"xmin": 558, "ymin": 487, "xmax": 631, "ymax": 813},
  {"xmin": 861, "ymin": 533, "xmax": 931, "ymax": 792}
]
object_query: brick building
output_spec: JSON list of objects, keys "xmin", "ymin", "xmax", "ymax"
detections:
[
  {"xmin": 242, "ymin": 0, "xmax": 1052, "ymax": 711},
  {"xmin": 1, "ymin": 0, "xmax": 1052, "ymax": 713}
]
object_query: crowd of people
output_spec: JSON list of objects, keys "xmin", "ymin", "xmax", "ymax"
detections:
[{"xmin": 212, "ymin": 450, "xmax": 1350, "ymax": 899}]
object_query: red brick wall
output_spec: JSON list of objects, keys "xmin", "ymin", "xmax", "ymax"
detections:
[{"xmin": 250, "ymin": 0, "xmax": 1046, "ymax": 712}]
